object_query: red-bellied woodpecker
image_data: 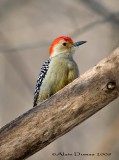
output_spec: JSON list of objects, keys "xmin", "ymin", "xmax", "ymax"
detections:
[{"xmin": 33, "ymin": 36, "xmax": 86, "ymax": 107}]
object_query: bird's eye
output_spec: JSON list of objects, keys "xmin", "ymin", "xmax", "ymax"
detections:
[{"xmin": 62, "ymin": 42, "xmax": 67, "ymax": 46}]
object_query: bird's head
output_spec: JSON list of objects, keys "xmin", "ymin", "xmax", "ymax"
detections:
[{"xmin": 49, "ymin": 36, "xmax": 86, "ymax": 57}]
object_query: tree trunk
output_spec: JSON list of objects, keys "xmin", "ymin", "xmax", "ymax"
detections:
[{"xmin": 0, "ymin": 47, "xmax": 119, "ymax": 160}]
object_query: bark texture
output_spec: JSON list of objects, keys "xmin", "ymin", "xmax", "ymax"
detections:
[{"xmin": 0, "ymin": 47, "xmax": 119, "ymax": 160}]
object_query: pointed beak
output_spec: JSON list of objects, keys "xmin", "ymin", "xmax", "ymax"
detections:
[{"xmin": 71, "ymin": 41, "xmax": 87, "ymax": 47}]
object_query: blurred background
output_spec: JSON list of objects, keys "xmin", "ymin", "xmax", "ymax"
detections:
[{"xmin": 0, "ymin": 0, "xmax": 119, "ymax": 160}]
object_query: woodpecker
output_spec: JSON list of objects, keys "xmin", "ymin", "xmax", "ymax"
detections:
[{"xmin": 33, "ymin": 36, "xmax": 86, "ymax": 107}]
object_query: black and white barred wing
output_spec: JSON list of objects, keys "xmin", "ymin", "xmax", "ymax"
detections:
[{"xmin": 33, "ymin": 58, "xmax": 51, "ymax": 107}]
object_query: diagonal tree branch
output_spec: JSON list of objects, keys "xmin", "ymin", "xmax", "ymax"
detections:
[{"xmin": 0, "ymin": 47, "xmax": 119, "ymax": 160}]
